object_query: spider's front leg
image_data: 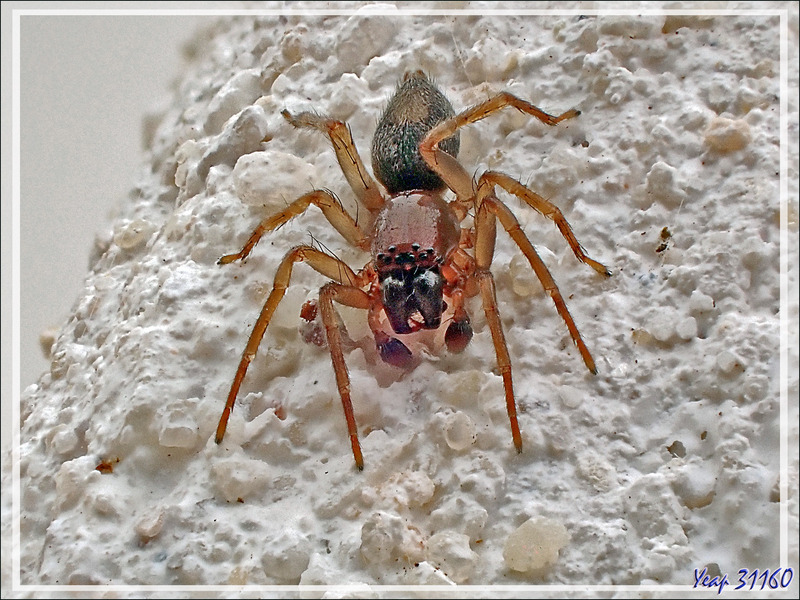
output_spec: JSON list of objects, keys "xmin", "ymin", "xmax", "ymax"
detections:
[
  {"xmin": 470, "ymin": 204, "xmax": 522, "ymax": 453},
  {"xmin": 318, "ymin": 281, "xmax": 372, "ymax": 470},
  {"xmin": 215, "ymin": 246, "xmax": 368, "ymax": 447},
  {"xmin": 475, "ymin": 269, "xmax": 522, "ymax": 453}
]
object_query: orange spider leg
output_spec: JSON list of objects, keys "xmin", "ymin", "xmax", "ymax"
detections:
[
  {"xmin": 476, "ymin": 270, "xmax": 521, "ymax": 453},
  {"xmin": 425, "ymin": 90, "xmax": 580, "ymax": 146},
  {"xmin": 479, "ymin": 172, "xmax": 611, "ymax": 277},
  {"xmin": 417, "ymin": 92, "xmax": 598, "ymax": 454},
  {"xmin": 419, "ymin": 91, "xmax": 580, "ymax": 202},
  {"xmin": 215, "ymin": 245, "xmax": 367, "ymax": 445},
  {"xmin": 219, "ymin": 189, "xmax": 369, "ymax": 264},
  {"xmin": 472, "ymin": 199, "xmax": 521, "ymax": 453},
  {"xmin": 318, "ymin": 282, "xmax": 373, "ymax": 470},
  {"xmin": 475, "ymin": 180, "xmax": 598, "ymax": 375},
  {"xmin": 282, "ymin": 110, "xmax": 385, "ymax": 212}
]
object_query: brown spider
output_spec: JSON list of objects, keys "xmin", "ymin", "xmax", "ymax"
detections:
[{"xmin": 214, "ymin": 71, "xmax": 611, "ymax": 470}]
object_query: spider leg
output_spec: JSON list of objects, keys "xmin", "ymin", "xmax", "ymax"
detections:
[
  {"xmin": 215, "ymin": 245, "xmax": 367, "ymax": 445},
  {"xmin": 464, "ymin": 195, "xmax": 519, "ymax": 452},
  {"xmin": 423, "ymin": 90, "xmax": 579, "ymax": 151},
  {"xmin": 282, "ymin": 110, "xmax": 385, "ymax": 212},
  {"xmin": 219, "ymin": 189, "xmax": 370, "ymax": 264},
  {"xmin": 480, "ymin": 172, "xmax": 611, "ymax": 277},
  {"xmin": 318, "ymin": 282, "xmax": 372, "ymax": 470},
  {"xmin": 415, "ymin": 91, "xmax": 605, "ymax": 374},
  {"xmin": 418, "ymin": 91, "xmax": 579, "ymax": 205},
  {"xmin": 475, "ymin": 269, "xmax": 522, "ymax": 453},
  {"xmin": 475, "ymin": 182, "xmax": 598, "ymax": 375}
]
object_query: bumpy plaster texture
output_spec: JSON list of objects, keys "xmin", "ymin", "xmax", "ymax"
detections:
[{"xmin": 5, "ymin": 4, "xmax": 799, "ymax": 594}]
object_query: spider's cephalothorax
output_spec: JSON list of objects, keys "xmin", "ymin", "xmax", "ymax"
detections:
[
  {"xmin": 215, "ymin": 70, "xmax": 611, "ymax": 470},
  {"xmin": 370, "ymin": 190, "xmax": 462, "ymax": 367}
]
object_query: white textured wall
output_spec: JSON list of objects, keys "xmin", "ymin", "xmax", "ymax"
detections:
[
  {"xmin": 5, "ymin": 12, "xmax": 205, "ymax": 452},
  {"xmin": 4, "ymin": 3, "xmax": 799, "ymax": 594}
]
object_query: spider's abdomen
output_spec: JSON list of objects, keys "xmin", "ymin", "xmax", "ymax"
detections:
[{"xmin": 371, "ymin": 71, "xmax": 460, "ymax": 194}]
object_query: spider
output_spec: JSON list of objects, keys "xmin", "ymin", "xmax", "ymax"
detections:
[{"xmin": 214, "ymin": 70, "xmax": 611, "ymax": 470}]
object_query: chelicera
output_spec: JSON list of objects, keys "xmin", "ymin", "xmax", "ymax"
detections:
[{"xmin": 215, "ymin": 71, "xmax": 611, "ymax": 470}]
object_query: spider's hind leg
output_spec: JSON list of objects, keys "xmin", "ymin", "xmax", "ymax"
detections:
[{"xmin": 418, "ymin": 90, "xmax": 581, "ymax": 204}]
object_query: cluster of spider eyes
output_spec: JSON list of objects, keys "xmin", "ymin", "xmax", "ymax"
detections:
[{"xmin": 376, "ymin": 244, "xmax": 442, "ymax": 268}]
